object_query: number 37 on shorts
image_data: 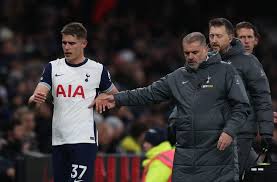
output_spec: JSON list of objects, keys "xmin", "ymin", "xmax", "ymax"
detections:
[{"xmin": 71, "ymin": 164, "xmax": 87, "ymax": 181}]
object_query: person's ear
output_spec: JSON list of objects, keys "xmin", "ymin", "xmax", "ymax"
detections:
[
  {"xmin": 82, "ymin": 40, "xmax": 88, "ymax": 48},
  {"xmin": 229, "ymin": 34, "xmax": 234, "ymax": 43},
  {"xmin": 229, "ymin": 37, "xmax": 232, "ymax": 43},
  {"xmin": 254, "ymin": 38, "xmax": 258, "ymax": 46}
]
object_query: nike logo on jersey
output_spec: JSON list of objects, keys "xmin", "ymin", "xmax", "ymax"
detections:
[
  {"xmin": 55, "ymin": 73, "xmax": 64, "ymax": 77},
  {"xmin": 182, "ymin": 81, "xmax": 189, "ymax": 84},
  {"xmin": 74, "ymin": 180, "xmax": 83, "ymax": 182}
]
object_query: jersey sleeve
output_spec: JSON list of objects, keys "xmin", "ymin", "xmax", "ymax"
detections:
[
  {"xmin": 39, "ymin": 63, "xmax": 52, "ymax": 90},
  {"xmin": 99, "ymin": 66, "xmax": 113, "ymax": 93}
]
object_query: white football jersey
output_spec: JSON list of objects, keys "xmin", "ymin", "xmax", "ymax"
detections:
[{"xmin": 39, "ymin": 58, "xmax": 113, "ymax": 146}]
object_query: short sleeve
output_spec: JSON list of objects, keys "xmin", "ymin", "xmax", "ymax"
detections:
[
  {"xmin": 39, "ymin": 63, "xmax": 52, "ymax": 90},
  {"xmin": 99, "ymin": 66, "xmax": 113, "ymax": 93}
]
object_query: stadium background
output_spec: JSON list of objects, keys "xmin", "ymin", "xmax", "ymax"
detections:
[{"xmin": 0, "ymin": 0, "xmax": 277, "ymax": 181}]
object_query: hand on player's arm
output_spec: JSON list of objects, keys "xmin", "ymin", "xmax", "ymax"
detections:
[
  {"xmin": 217, "ymin": 132, "xmax": 233, "ymax": 151},
  {"xmin": 88, "ymin": 93, "xmax": 116, "ymax": 113}
]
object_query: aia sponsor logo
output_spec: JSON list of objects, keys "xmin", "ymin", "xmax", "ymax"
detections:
[{"xmin": 56, "ymin": 84, "xmax": 85, "ymax": 98}]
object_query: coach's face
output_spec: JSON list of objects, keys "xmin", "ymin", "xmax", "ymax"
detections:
[
  {"xmin": 209, "ymin": 25, "xmax": 232, "ymax": 54},
  {"xmin": 62, "ymin": 34, "xmax": 87, "ymax": 63},
  {"xmin": 182, "ymin": 40, "xmax": 208, "ymax": 70}
]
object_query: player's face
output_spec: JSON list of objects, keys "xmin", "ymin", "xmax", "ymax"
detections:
[
  {"xmin": 62, "ymin": 34, "xmax": 87, "ymax": 63},
  {"xmin": 236, "ymin": 28, "xmax": 258, "ymax": 54},
  {"xmin": 209, "ymin": 26, "xmax": 232, "ymax": 53},
  {"xmin": 182, "ymin": 41, "xmax": 208, "ymax": 70}
]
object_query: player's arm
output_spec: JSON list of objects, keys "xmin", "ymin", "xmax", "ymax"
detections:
[
  {"xmin": 28, "ymin": 84, "xmax": 49, "ymax": 107},
  {"xmin": 99, "ymin": 66, "xmax": 118, "ymax": 95},
  {"xmin": 29, "ymin": 62, "xmax": 52, "ymax": 108},
  {"xmin": 88, "ymin": 66, "xmax": 118, "ymax": 110}
]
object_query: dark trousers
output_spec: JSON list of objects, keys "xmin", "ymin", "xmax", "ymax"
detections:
[
  {"xmin": 237, "ymin": 138, "xmax": 258, "ymax": 181},
  {"xmin": 52, "ymin": 143, "xmax": 97, "ymax": 182}
]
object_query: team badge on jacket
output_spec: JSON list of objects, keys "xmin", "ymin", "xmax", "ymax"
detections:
[{"xmin": 201, "ymin": 75, "xmax": 214, "ymax": 88}]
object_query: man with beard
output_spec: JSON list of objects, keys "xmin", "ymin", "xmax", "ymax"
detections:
[
  {"xmin": 92, "ymin": 32, "xmax": 250, "ymax": 182},
  {"xmin": 208, "ymin": 17, "xmax": 274, "ymax": 181}
]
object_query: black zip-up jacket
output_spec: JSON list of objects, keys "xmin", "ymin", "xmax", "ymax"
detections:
[
  {"xmin": 221, "ymin": 39, "xmax": 273, "ymax": 138},
  {"xmin": 114, "ymin": 52, "xmax": 250, "ymax": 182}
]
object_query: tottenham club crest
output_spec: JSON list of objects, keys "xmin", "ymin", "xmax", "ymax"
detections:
[
  {"xmin": 85, "ymin": 73, "xmax": 90, "ymax": 82},
  {"xmin": 202, "ymin": 75, "xmax": 214, "ymax": 88}
]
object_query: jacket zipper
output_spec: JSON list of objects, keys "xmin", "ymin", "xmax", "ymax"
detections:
[{"xmin": 192, "ymin": 80, "xmax": 198, "ymax": 172}]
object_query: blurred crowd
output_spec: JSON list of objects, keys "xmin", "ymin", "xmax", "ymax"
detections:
[{"xmin": 0, "ymin": 0, "xmax": 277, "ymax": 181}]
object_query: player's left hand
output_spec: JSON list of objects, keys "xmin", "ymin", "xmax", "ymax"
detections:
[{"xmin": 217, "ymin": 132, "xmax": 233, "ymax": 151}]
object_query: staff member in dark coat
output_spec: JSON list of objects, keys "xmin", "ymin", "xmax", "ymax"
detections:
[
  {"xmin": 208, "ymin": 17, "xmax": 274, "ymax": 180},
  {"xmin": 91, "ymin": 32, "xmax": 250, "ymax": 182}
]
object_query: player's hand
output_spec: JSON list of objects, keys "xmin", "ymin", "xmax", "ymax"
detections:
[
  {"xmin": 29, "ymin": 92, "xmax": 47, "ymax": 104},
  {"xmin": 88, "ymin": 93, "xmax": 115, "ymax": 113},
  {"xmin": 217, "ymin": 132, "xmax": 233, "ymax": 151},
  {"xmin": 274, "ymin": 112, "xmax": 277, "ymax": 124}
]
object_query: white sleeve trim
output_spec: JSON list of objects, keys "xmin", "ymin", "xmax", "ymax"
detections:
[
  {"xmin": 102, "ymin": 83, "xmax": 114, "ymax": 93},
  {"xmin": 38, "ymin": 82, "xmax": 51, "ymax": 90}
]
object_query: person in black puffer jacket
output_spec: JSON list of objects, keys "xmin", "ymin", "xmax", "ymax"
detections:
[
  {"xmin": 208, "ymin": 17, "xmax": 274, "ymax": 181},
  {"xmin": 93, "ymin": 32, "xmax": 250, "ymax": 182}
]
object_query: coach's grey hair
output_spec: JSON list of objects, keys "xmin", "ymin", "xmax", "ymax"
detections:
[{"xmin": 182, "ymin": 32, "xmax": 207, "ymax": 46}]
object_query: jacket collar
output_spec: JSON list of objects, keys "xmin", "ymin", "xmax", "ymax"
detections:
[
  {"xmin": 185, "ymin": 51, "xmax": 221, "ymax": 72},
  {"xmin": 221, "ymin": 38, "xmax": 244, "ymax": 60}
]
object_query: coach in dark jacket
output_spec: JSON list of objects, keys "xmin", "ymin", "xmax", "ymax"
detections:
[
  {"xmin": 221, "ymin": 39, "xmax": 272, "ymax": 137},
  {"xmin": 208, "ymin": 18, "xmax": 274, "ymax": 178},
  {"xmin": 92, "ymin": 32, "xmax": 250, "ymax": 182}
]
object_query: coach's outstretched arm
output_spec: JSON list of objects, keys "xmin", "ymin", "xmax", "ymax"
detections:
[{"xmin": 92, "ymin": 74, "xmax": 172, "ymax": 113}]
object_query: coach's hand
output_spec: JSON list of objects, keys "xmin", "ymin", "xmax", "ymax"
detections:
[
  {"xmin": 88, "ymin": 93, "xmax": 116, "ymax": 113},
  {"xmin": 217, "ymin": 132, "xmax": 233, "ymax": 151}
]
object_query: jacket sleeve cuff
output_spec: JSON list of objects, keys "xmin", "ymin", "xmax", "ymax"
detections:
[
  {"xmin": 223, "ymin": 128, "xmax": 235, "ymax": 139},
  {"xmin": 114, "ymin": 92, "xmax": 127, "ymax": 106}
]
